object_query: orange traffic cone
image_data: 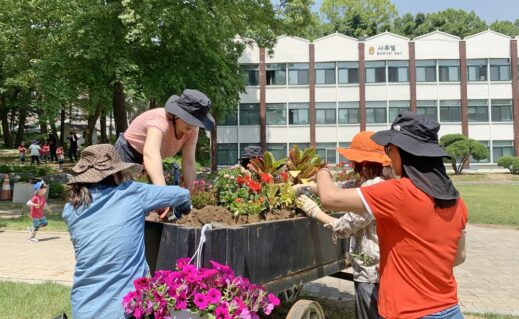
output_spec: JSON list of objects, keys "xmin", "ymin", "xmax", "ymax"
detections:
[{"xmin": 0, "ymin": 174, "xmax": 12, "ymax": 201}]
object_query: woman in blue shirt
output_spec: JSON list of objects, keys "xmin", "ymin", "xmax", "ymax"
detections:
[{"xmin": 63, "ymin": 144, "xmax": 191, "ymax": 319}]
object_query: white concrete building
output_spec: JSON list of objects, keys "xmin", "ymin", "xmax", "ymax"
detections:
[{"xmin": 216, "ymin": 30, "xmax": 519, "ymax": 168}]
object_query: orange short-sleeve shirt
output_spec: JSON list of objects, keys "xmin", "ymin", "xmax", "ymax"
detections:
[{"xmin": 358, "ymin": 178, "xmax": 467, "ymax": 319}]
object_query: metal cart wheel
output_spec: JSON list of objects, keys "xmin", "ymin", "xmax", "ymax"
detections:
[
  {"xmin": 286, "ymin": 299, "xmax": 325, "ymax": 319},
  {"xmin": 282, "ymin": 284, "xmax": 304, "ymax": 303}
]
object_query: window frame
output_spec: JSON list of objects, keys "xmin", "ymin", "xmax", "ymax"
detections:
[
  {"xmin": 366, "ymin": 101, "xmax": 387, "ymax": 123},
  {"xmin": 266, "ymin": 103, "xmax": 287, "ymax": 125},
  {"xmin": 416, "ymin": 60, "xmax": 436, "ymax": 82},
  {"xmin": 287, "ymin": 63, "xmax": 309, "ymax": 86},
  {"xmin": 338, "ymin": 62, "xmax": 359, "ymax": 84},
  {"xmin": 288, "ymin": 103, "xmax": 310, "ymax": 125},
  {"xmin": 438, "ymin": 60, "xmax": 460, "ymax": 82},
  {"xmin": 439, "ymin": 100, "xmax": 461, "ymax": 122},
  {"xmin": 338, "ymin": 102, "xmax": 360, "ymax": 124},
  {"xmin": 239, "ymin": 103, "xmax": 260, "ymax": 125},
  {"xmin": 266, "ymin": 63, "xmax": 287, "ymax": 86},
  {"xmin": 315, "ymin": 62, "xmax": 336, "ymax": 85}
]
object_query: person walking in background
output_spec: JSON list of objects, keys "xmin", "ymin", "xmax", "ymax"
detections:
[
  {"xmin": 49, "ymin": 133, "xmax": 57, "ymax": 162},
  {"xmin": 297, "ymin": 131, "xmax": 394, "ymax": 319},
  {"xmin": 56, "ymin": 145, "xmax": 65, "ymax": 172},
  {"xmin": 68, "ymin": 131, "xmax": 79, "ymax": 162},
  {"xmin": 18, "ymin": 143, "xmax": 26, "ymax": 165},
  {"xmin": 26, "ymin": 181, "xmax": 51, "ymax": 242},
  {"xmin": 41, "ymin": 141, "xmax": 50, "ymax": 163},
  {"xmin": 28, "ymin": 140, "xmax": 41, "ymax": 165},
  {"xmin": 63, "ymin": 144, "xmax": 191, "ymax": 318},
  {"xmin": 299, "ymin": 112, "xmax": 467, "ymax": 319}
]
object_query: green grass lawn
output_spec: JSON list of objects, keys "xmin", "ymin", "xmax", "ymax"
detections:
[
  {"xmin": 0, "ymin": 281, "xmax": 71, "ymax": 319},
  {"xmin": 457, "ymin": 184, "xmax": 519, "ymax": 228}
]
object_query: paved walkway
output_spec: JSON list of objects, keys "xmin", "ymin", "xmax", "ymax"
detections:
[{"xmin": 0, "ymin": 224, "xmax": 518, "ymax": 315}]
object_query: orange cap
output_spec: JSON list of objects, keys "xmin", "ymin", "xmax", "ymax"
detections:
[{"xmin": 337, "ymin": 131, "xmax": 391, "ymax": 166}]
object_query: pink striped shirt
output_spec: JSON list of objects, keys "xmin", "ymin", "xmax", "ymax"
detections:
[{"xmin": 124, "ymin": 108, "xmax": 198, "ymax": 159}]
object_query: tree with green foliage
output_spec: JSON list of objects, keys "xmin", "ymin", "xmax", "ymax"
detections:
[
  {"xmin": 319, "ymin": 0, "xmax": 397, "ymax": 38},
  {"xmin": 490, "ymin": 20, "xmax": 519, "ymax": 37},
  {"xmin": 496, "ymin": 156, "xmax": 519, "ymax": 174},
  {"xmin": 440, "ymin": 134, "xmax": 489, "ymax": 175}
]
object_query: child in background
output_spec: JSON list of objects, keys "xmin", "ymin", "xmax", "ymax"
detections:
[
  {"xmin": 41, "ymin": 141, "xmax": 50, "ymax": 163},
  {"xmin": 28, "ymin": 140, "xmax": 41, "ymax": 165},
  {"xmin": 26, "ymin": 181, "xmax": 52, "ymax": 242},
  {"xmin": 56, "ymin": 146, "xmax": 65, "ymax": 171},
  {"xmin": 18, "ymin": 143, "xmax": 26, "ymax": 165}
]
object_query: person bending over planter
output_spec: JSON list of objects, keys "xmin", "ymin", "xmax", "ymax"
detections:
[
  {"xmin": 116, "ymin": 89, "xmax": 214, "ymax": 218},
  {"xmin": 297, "ymin": 131, "xmax": 394, "ymax": 319},
  {"xmin": 63, "ymin": 144, "xmax": 191, "ymax": 319},
  {"xmin": 298, "ymin": 112, "xmax": 467, "ymax": 319}
]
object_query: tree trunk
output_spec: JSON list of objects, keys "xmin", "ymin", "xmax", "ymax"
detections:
[
  {"xmin": 84, "ymin": 103, "xmax": 102, "ymax": 146},
  {"xmin": 100, "ymin": 113, "xmax": 108, "ymax": 143},
  {"xmin": 211, "ymin": 126, "xmax": 217, "ymax": 172},
  {"xmin": 0, "ymin": 94, "xmax": 12, "ymax": 148},
  {"xmin": 60, "ymin": 107, "xmax": 66, "ymax": 144},
  {"xmin": 15, "ymin": 106, "xmax": 27, "ymax": 147},
  {"xmin": 112, "ymin": 81, "xmax": 127, "ymax": 136}
]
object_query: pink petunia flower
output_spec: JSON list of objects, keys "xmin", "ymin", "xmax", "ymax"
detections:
[
  {"xmin": 207, "ymin": 288, "xmax": 222, "ymax": 304},
  {"xmin": 194, "ymin": 293, "xmax": 209, "ymax": 310}
]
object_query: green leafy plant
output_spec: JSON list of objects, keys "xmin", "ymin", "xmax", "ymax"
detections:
[
  {"xmin": 188, "ymin": 180, "xmax": 216, "ymax": 209},
  {"xmin": 497, "ymin": 156, "xmax": 519, "ymax": 174},
  {"xmin": 48, "ymin": 182, "xmax": 65, "ymax": 200},
  {"xmin": 286, "ymin": 145, "xmax": 326, "ymax": 183},
  {"xmin": 247, "ymin": 151, "xmax": 286, "ymax": 177}
]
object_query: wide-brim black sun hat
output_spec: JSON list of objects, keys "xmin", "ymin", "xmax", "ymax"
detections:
[
  {"xmin": 371, "ymin": 112, "xmax": 449, "ymax": 158},
  {"xmin": 239, "ymin": 146, "xmax": 263, "ymax": 160},
  {"xmin": 165, "ymin": 89, "xmax": 215, "ymax": 131}
]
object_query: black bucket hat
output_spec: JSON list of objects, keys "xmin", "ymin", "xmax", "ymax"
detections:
[
  {"xmin": 165, "ymin": 89, "xmax": 215, "ymax": 131},
  {"xmin": 371, "ymin": 112, "xmax": 449, "ymax": 157},
  {"xmin": 239, "ymin": 146, "xmax": 263, "ymax": 160}
]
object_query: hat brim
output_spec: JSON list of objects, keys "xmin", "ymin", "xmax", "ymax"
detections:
[
  {"xmin": 336, "ymin": 148, "xmax": 391, "ymax": 166},
  {"xmin": 371, "ymin": 130, "xmax": 449, "ymax": 158},
  {"xmin": 67, "ymin": 162, "xmax": 143, "ymax": 185},
  {"xmin": 165, "ymin": 95, "xmax": 215, "ymax": 131}
]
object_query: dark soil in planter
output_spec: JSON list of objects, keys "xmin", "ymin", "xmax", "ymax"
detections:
[{"xmin": 147, "ymin": 205, "xmax": 299, "ymax": 227}]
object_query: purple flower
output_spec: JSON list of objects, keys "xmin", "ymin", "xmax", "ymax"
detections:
[
  {"xmin": 215, "ymin": 305, "xmax": 231, "ymax": 319},
  {"xmin": 207, "ymin": 288, "xmax": 222, "ymax": 304},
  {"xmin": 194, "ymin": 293, "xmax": 209, "ymax": 310},
  {"xmin": 176, "ymin": 258, "xmax": 191, "ymax": 270},
  {"xmin": 175, "ymin": 293, "xmax": 188, "ymax": 310},
  {"xmin": 268, "ymin": 293, "xmax": 280, "ymax": 306}
]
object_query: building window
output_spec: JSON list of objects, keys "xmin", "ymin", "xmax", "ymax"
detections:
[
  {"xmin": 239, "ymin": 103, "xmax": 260, "ymax": 125},
  {"xmin": 337, "ymin": 142, "xmax": 351, "ymax": 164},
  {"xmin": 217, "ymin": 143, "xmax": 238, "ymax": 166},
  {"xmin": 239, "ymin": 143, "xmax": 261, "ymax": 158},
  {"xmin": 468, "ymin": 100, "xmax": 489, "ymax": 122},
  {"xmin": 491, "ymin": 99, "xmax": 513, "ymax": 122},
  {"xmin": 416, "ymin": 100, "xmax": 438, "ymax": 121},
  {"xmin": 490, "ymin": 59, "xmax": 511, "ymax": 81},
  {"xmin": 315, "ymin": 102, "xmax": 336, "ymax": 124},
  {"xmin": 266, "ymin": 103, "xmax": 287, "ymax": 125},
  {"xmin": 388, "ymin": 101, "xmax": 410, "ymax": 122},
  {"xmin": 493, "ymin": 140, "xmax": 515, "ymax": 162},
  {"xmin": 388, "ymin": 61, "xmax": 409, "ymax": 82},
  {"xmin": 316, "ymin": 143, "xmax": 337, "ymax": 164},
  {"xmin": 366, "ymin": 61, "xmax": 386, "ymax": 83},
  {"xmin": 438, "ymin": 60, "xmax": 460, "ymax": 82},
  {"xmin": 338, "ymin": 102, "xmax": 359, "ymax": 124},
  {"xmin": 467, "ymin": 59, "xmax": 488, "ymax": 81},
  {"xmin": 240, "ymin": 64, "xmax": 259, "ymax": 86},
  {"xmin": 416, "ymin": 60, "xmax": 436, "ymax": 82},
  {"xmin": 267, "ymin": 143, "xmax": 287, "ymax": 160},
  {"xmin": 366, "ymin": 101, "xmax": 387, "ymax": 123},
  {"xmin": 287, "ymin": 63, "xmax": 309, "ymax": 85},
  {"xmin": 338, "ymin": 62, "xmax": 359, "ymax": 84},
  {"xmin": 266, "ymin": 63, "xmax": 286, "ymax": 85},
  {"xmin": 470, "ymin": 140, "xmax": 490, "ymax": 163},
  {"xmin": 288, "ymin": 103, "xmax": 309, "ymax": 125},
  {"xmin": 439, "ymin": 100, "xmax": 461, "ymax": 122},
  {"xmin": 216, "ymin": 109, "xmax": 238, "ymax": 126},
  {"xmin": 315, "ymin": 62, "xmax": 336, "ymax": 85}
]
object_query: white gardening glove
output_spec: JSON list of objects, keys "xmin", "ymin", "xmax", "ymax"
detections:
[
  {"xmin": 297, "ymin": 195, "xmax": 323, "ymax": 218},
  {"xmin": 292, "ymin": 181, "xmax": 317, "ymax": 195}
]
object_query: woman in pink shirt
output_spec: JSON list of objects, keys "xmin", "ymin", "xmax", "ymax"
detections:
[{"xmin": 115, "ymin": 89, "xmax": 214, "ymax": 217}]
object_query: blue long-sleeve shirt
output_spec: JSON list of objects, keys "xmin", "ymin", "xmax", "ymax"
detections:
[{"xmin": 62, "ymin": 181, "xmax": 190, "ymax": 319}]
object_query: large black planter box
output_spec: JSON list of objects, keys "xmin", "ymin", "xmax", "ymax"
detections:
[{"xmin": 145, "ymin": 215, "xmax": 348, "ymax": 292}]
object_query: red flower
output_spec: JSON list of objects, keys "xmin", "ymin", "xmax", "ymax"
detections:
[
  {"xmin": 260, "ymin": 173, "xmax": 273, "ymax": 184},
  {"xmin": 259, "ymin": 197, "xmax": 265, "ymax": 203},
  {"xmin": 235, "ymin": 198, "xmax": 241, "ymax": 203},
  {"xmin": 279, "ymin": 171, "xmax": 289, "ymax": 182},
  {"xmin": 247, "ymin": 180, "xmax": 262, "ymax": 193},
  {"xmin": 236, "ymin": 176, "xmax": 245, "ymax": 185}
]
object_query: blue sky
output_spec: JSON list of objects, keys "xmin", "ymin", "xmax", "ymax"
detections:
[{"xmin": 311, "ymin": 0, "xmax": 518, "ymax": 23}]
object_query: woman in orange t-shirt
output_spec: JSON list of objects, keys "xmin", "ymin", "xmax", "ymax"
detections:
[{"xmin": 300, "ymin": 112, "xmax": 467, "ymax": 319}]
